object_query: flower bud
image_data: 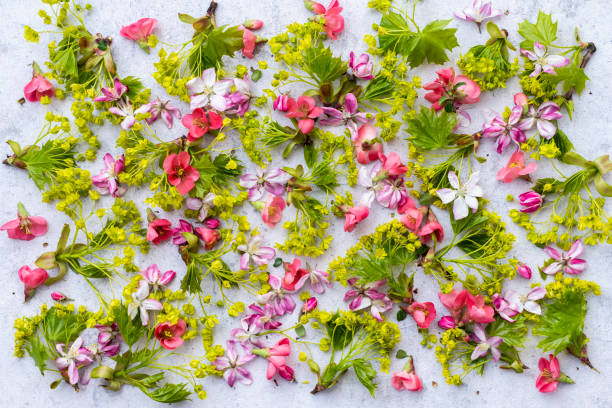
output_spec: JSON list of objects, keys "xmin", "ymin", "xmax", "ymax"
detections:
[
  {"xmin": 516, "ymin": 263, "xmax": 532, "ymax": 279},
  {"xmin": 519, "ymin": 191, "xmax": 543, "ymax": 213},
  {"xmin": 243, "ymin": 19, "xmax": 263, "ymax": 30},
  {"xmin": 51, "ymin": 291, "xmax": 68, "ymax": 301},
  {"xmin": 437, "ymin": 315, "xmax": 456, "ymax": 330},
  {"xmin": 204, "ymin": 218, "xmax": 221, "ymax": 229},
  {"xmin": 301, "ymin": 297, "xmax": 317, "ymax": 313},
  {"xmin": 273, "ymin": 94, "xmax": 291, "ymax": 112}
]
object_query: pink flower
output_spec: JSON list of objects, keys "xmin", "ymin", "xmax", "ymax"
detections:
[
  {"xmin": 514, "ymin": 92, "xmax": 528, "ymax": 107},
  {"xmin": 348, "ymin": 52, "xmax": 374, "ymax": 80},
  {"xmin": 204, "ymin": 218, "xmax": 221, "ymax": 229},
  {"xmin": 418, "ymin": 210, "xmax": 445, "ymax": 243},
  {"xmin": 163, "ymin": 151, "xmax": 200, "ymax": 195},
  {"xmin": 95, "ymin": 323, "xmax": 122, "ymax": 346},
  {"xmin": 378, "ymin": 152, "xmax": 408, "ymax": 177},
  {"xmin": 302, "ymin": 297, "xmax": 318, "ymax": 313},
  {"xmin": 254, "ymin": 338, "xmax": 295, "ymax": 381},
  {"xmin": 195, "ymin": 227, "xmax": 221, "ymax": 250},
  {"xmin": 344, "ymin": 278, "xmax": 392, "ymax": 321},
  {"xmin": 406, "ymin": 302, "xmax": 437, "ymax": 329},
  {"xmin": 521, "ymin": 42, "xmax": 570, "ymax": 77},
  {"xmin": 120, "ymin": 18, "xmax": 157, "ymax": 51},
  {"xmin": 182, "ymin": 108, "xmax": 223, "ymax": 141},
  {"xmin": 141, "ymin": 264, "xmax": 175, "ymax": 291},
  {"xmin": 214, "ymin": 340, "xmax": 256, "ymax": 387},
  {"xmin": 496, "ymin": 151, "xmax": 537, "ymax": 183},
  {"xmin": 262, "ymin": 195, "xmax": 285, "ymax": 227},
  {"xmin": 517, "ymin": 263, "xmax": 532, "ymax": 279},
  {"xmin": 466, "ymin": 294, "xmax": 495, "ymax": 323},
  {"xmin": 505, "ymin": 287, "xmax": 547, "ymax": 315},
  {"xmin": 243, "ymin": 20, "xmax": 264, "ymax": 30},
  {"xmin": 536, "ymin": 354, "xmax": 573, "ymax": 393},
  {"xmin": 376, "ymin": 177, "xmax": 408, "ymax": 210},
  {"xmin": 519, "ymin": 191, "xmax": 543, "ymax": 213},
  {"xmin": 273, "ymin": 95, "xmax": 291, "ymax": 112},
  {"xmin": 285, "ymin": 95, "xmax": 323, "ymax": 134},
  {"xmin": 470, "ymin": 323, "xmax": 502, "ymax": 361},
  {"xmin": 18, "ymin": 265, "xmax": 48, "ymax": 301},
  {"xmin": 51, "ymin": 291, "xmax": 69, "ymax": 302},
  {"xmin": 397, "ymin": 196, "xmax": 416, "ymax": 214},
  {"xmin": 226, "ymin": 78, "xmax": 252, "ymax": 116},
  {"xmin": 391, "ymin": 356, "xmax": 422, "ymax": 391},
  {"xmin": 256, "ymin": 274, "xmax": 296, "ymax": 315},
  {"xmin": 344, "ymin": 206, "xmax": 369, "ymax": 232},
  {"xmin": 92, "ymin": 153, "xmax": 127, "ymax": 197},
  {"xmin": 24, "ymin": 64, "xmax": 55, "ymax": 102},
  {"xmin": 543, "ymin": 239, "xmax": 587, "ymax": 275},
  {"xmin": 146, "ymin": 218, "xmax": 173, "ymax": 245},
  {"xmin": 138, "ymin": 98, "xmax": 182, "ymax": 128},
  {"xmin": 424, "ymin": 68, "xmax": 481, "ymax": 111},
  {"xmin": 438, "ymin": 289, "xmax": 470, "ymax": 322},
  {"xmin": 454, "ymin": 0, "xmax": 502, "ymax": 30},
  {"xmin": 155, "ymin": 319, "xmax": 186, "ymax": 350},
  {"xmin": 1, "ymin": 203, "xmax": 47, "ymax": 241},
  {"xmin": 109, "ymin": 98, "xmax": 138, "ymax": 130},
  {"xmin": 354, "ymin": 124, "xmax": 383, "ymax": 164},
  {"xmin": 438, "ymin": 316, "xmax": 456, "ymax": 329},
  {"xmin": 237, "ymin": 235, "xmax": 276, "ymax": 270},
  {"xmin": 492, "ymin": 293, "xmax": 519, "ymax": 322},
  {"xmin": 55, "ymin": 337, "xmax": 93, "ymax": 385},
  {"xmin": 482, "ymin": 106, "xmax": 530, "ymax": 153},
  {"xmin": 185, "ymin": 193, "xmax": 216, "ymax": 222},
  {"xmin": 231, "ymin": 317, "xmax": 264, "ymax": 349},
  {"xmin": 245, "ymin": 304, "xmax": 282, "ymax": 330},
  {"xmin": 401, "ymin": 207, "xmax": 425, "ymax": 233},
  {"xmin": 519, "ymin": 102, "xmax": 563, "ymax": 139},
  {"xmin": 319, "ymin": 93, "xmax": 367, "ymax": 139},
  {"xmin": 94, "ymin": 77, "xmax": 127, "ymax": 102},
  {"xmin": 281, "ymin": 258, "xmax": 309, "ymax": 291},
  {"xmin": 240, "ymin": 167, "xmax": 290, "ymax": 201},
  {"xmin": 171, "ymin": 219, "xmax": 194, "ymax": 246},
  {"xmin": 306, "ymin": 0, "xmax": 344, "ymax": 40}
]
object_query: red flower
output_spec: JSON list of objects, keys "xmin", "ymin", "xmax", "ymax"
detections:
[
  {"xmin": 536, "ymin": 354, "xmax": 573, "ymax": 392},
  {"xmin": 262, "ymin": 195, "xmax": 285, "ymax": 227},
  {"xmin": 406, "ymin": 301, "xmax": 437, "ymax": 329},
  {"xmin": 285, "ymin": 96, "xmax": 323, "ymax": 134},
  {"xmin": 423, "ymin": 67, "xmax": 481, "ymax": 111},
  {"xmin": 120, "ymin": 18, "xmax": 157, "ymax": 49},
  {"xmin": 18, "ymin": 265, "xmax": 48, "ymax": 301},
  {"xmin": 343, "ymin": 206, "xmax": 369, "ymax": 232},
  {"xmin": 354, "ymin": 124, "xmax": 383, "ymax": 164},
  {"xmin": 154, "ymin": 319, "xmax": 186, "ymax": 350},
  {"xmin": 379, "ymin": 152, "xmax": 408, "ymax": 176},
  {"xmin": 163, "ymin": 151, "xmax": 200, "ymax": 195},
  {"xmin": 195, "ymin": 227, "xmax": 221, "ymax": 250},
  {"xmin": 181, "ymin": 108, "xmax": 223, "ymax": 141},
  {"xmin": 1, "ymin": 203, "xmax": 47, "ymax": 241},
  {"xmin": 282, "ymin": 258, "xmax": 309, "ymax": 291},
  {"xmin": 306, "ymin": 0, "xmax": 345, "ymax": 40},
  {"xmin": 147, "ymin": 218, "xmax": 173, "ymax": 245},
  {"xmin": 24, "ymin": 74, "xmax": 55, "ymax": 102},
  {"xmin": 401, "ymin": 207, "xmax": 425, "ymax": 233}
]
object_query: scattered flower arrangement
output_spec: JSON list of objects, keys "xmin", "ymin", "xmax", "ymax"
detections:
[{"xmin": 8, "ymin": 0, "xmax": 609, "ymax": 403}]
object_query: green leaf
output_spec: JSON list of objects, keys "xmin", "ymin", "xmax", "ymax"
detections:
[
  {"xmin": 189, "ymin": 25, "xmax": 243, "ymax": 75},
  {"xmin": 406, "ymin": 107, "xmax": 458, "ymax": 151},
  {"xmin": 70, "ymin": 261, "xmax": 113, "ymax": 278},
  {"xmin": 487, "ymin": 314, "xmax": 528, "ymax": 348},
  {"xmin": 192, "ymin": 153, "xmax": 243, "ymax": 196},
  {"xmin": 304, "ymin": 143, "xmax": 317, "ymax": 168},
  {"xmin": 533, "ymin": 177, "xmax": 562, "ymax": 195},
  {"xmin": 53, "ymin": 47, "xmax": 78, "ymax": 78},
  {"xmin": 42, "ymin": 307, "xmax": 85, "ymax": 344},
  {"xmin": 361, "ymin": 75, "xmax": 394, "ymax": 101},
  {"xmin": 22, "ymin": 141, "xmax": 75, "ymax": 190},
  {"xmin": 518, "ymin": 11, "xmax": 558, "ymax": 49},
  {"xmin": 396, "ymin": 309, "xmax": 407, "ymax": 321},
  {"xmin": 146, "ymin": 383, "xmax": 191, "ymax": 403},
  {"xmin": 547, "ymin": 62, "xmax": 589, "ymax": 94},
  {"xmin": 533, "ymin": 291, "xmax": 587, "ymax": 354},
  {"xmin": 379, "ymin": 13, "xmax": 457, "ymax": 67},
  {"xmin": 115, "ymin": 304, "xmax": 146, "ymax": 347},
  {"xmin": 181, "ymin": 261, "xmax": 203, "ymax": 294},
  {"xmin": 352, "ymin": 358, "xmax": 377, "ymax": 397},
  {"xmin": 326, "ymin": 316, "xmax": 356, "ymax": 350},
  {"xmin": 295, "ymin": 324, "xmax": 306, "ymax": 338},
  {"xmin": 450, "ymin": 210, "xmax": 489, "ymax": 235},
  {"xmin": 121, "ymin": 76, "xmax": 145, "ymax": 100},
  {"xmin": 395, "ymin": 349, "xmax": 408, "ymax": 359},
  {"xmin": 178, "ymin": 13, "xmax": 197, "ymax": 24},
  {"xmin": 549, "ymin": 129, "xmax": 575, "ymax": 156},
  {"xmin": 302, "ymin": 46, "xmax": 347, "ymax": 85},
  {"xmin": 26, "ymin": 336, "xmax": 48, "ymax": 374}
]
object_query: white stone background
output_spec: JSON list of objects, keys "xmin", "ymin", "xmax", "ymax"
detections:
[{"xmin": 1, "ymin": 0, "xmax": 612, "ymax": 406}]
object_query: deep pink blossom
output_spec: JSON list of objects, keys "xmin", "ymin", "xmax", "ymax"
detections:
[
  {"xmin": 406, "ymin": 302, "xmax": 437, "ymax": 329},
  {"xmin": 543, "ymin": 239, "xmax": 587, "ymax": 275},
  {"xmin": 306, "ymin": 0, "xmax": 344, "ymax": 40},
  {"xmin": 146, "ymin": 218, "xmax": 173, "ymax": 245},
  {"xmin": 92, "ymin": 153, "xmax": 127, "ymax": 197},
  {"xmin": 302, "ymin": 297, "xmax": 318, "ymax": 313},
  {"xmin": 1, "ymin": 203, "xmax": 47, "ymax": 241},
  {"xmin": 517, "ymin": 263, "xmax": 532, "ymax": 279},
  {"xmin": 424, "ymin": 68, "xmax": 480, "ymax": 111},
  {"xmin": 273, "ymin": 95, "xmax": 291, "ymax": 112},
  {"xmin": 285, "ymin": 95, "xmax": 323, "ymax": 134},
  {"xmin": 51, "ymin": 291, "xmax": 69, "ymax": 302},
  {"xmin": 182, "ymin": 108, "xmax": 223, "ymax": 141},
  {"xmin": 438, "ymin": 316, "xmax": 456, "ymax": 329},
  {"xmin": 163, "ymin": 151, "xmax": 200, "ymax": 195},
  {"xmin": 482, "ymin": 106, "xmax": 530, "ymax": 153},
  {"xmin": 391, "ymin": 356, "xmax": 422, "ymax": 391},
  {"xmin": 195, "ymin": 227, "xmax": 221, "ymax": 250},
  {"xmin": 94, "ymin": 77, "xmax": 127, "ymax": 102},
  {"xmin": 496, "ymin": 151, "xmax": 537, "ymax": 183},
  {"xmin": 253, "ymin": 338, "xmax": 295, "ymax": 381},
  {"xmin": 319, "ymin": 93, "xmax": 367, "ymax": 139},
  {"xmin": 18, "ymin": 265, "xmax": 48, "ymax": 301},
  {"xmin": 245, "ymin": 304, "xmax": 282, "ymax": 330},
  {"xmin": 344, "ymin": 206, "xmax": 369, "ymax": 232},
  {"xmin": 348, "ymin": 52, "xmax": 374, "ymax": 80},
  {"xmin": 519, "ymin": 191, "xmax": 543, "ymax": 213},
  {"xmin": 281, "ymin": 258, "xmax": 309, "ymax": 291},
  {"xmin": 155, "ymin": 319, "xmax": 186, "ymax": 350},
  {"xmin": 24, "ymin": 63, "xmax": 54, "ymax": 102},
  {"xmin": 120, "ymin": 18, "xmax": 157, "ymax": 51},
  {"xmin": 171, "ymin": 219, "xmax": 194, "ymax": 246}
]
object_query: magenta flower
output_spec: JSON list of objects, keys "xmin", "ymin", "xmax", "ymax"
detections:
[
  {"xmin": 438, "ymin": 316, "xmax": 456, "ymax": 329},
  {"xmin": 18, "ymin": 265, "xmax": 48, "ymax": 301},
  {"xmin": 517, "ymin": 263, "xmax": 533, "ymax": 279},
  {"xmin": 51, "ymin": 291, "xmax": 69, "ymax": 302},
  {"xmin": 226, "ymin": 78, "xmax": 252, "ymax": 116},
  {"xmin": 273, "ymin": 94, "xmax": 291, "ymax": 112},
  {"xmin": 543, "ymin": 239, "xmax": 587, "ymax": 275},
  {"xmin": 482, "ymin": 106, "xmax": 530, "ymax": 153},
  {"xmin": 436, "ymin": 171, "xmax": 483, "ymax": 220},
  {"xmin": 237, "ymin": 235, "xmax": 276, "ymax": 270},
  {"xmin": 94, "ymin": 77, "xmax": 127, "ymax": 102},
  {"xmin": 1, "ymin": 203, "xmax": 47, "ymax": 241},
  {"xmin": 519, "ymin": 102, "xmax": 563, "ymax": 139},
  {"xmin": 319, "ymin": 93, "xmax": 368, "ymax": 139},
  {"xmin": 343, "ymin": 278, "xmax": 392, "ymax": 321},
  {"xmin": 256, "ymin": 274, "xmax": 296, "ymax": 316},
  {"xmin": 244, "ymin": 304, "xmax": 282, "ymax": 330},
  {"xmin": 239, "ymin": 167, "xmax": 290, "ymax": 201},
  {"xmin": 95, "ymin": 323, "xmax": 122, "ymax": 346},
  {"xmin": 519, "ymin": 191, "xmax": 543, "ymax": 213},
  {"xmin": 141, "ymin": 264, "xmax": 176, "ymax": 291},
  {"xmin": 138, "ymin": 98, "xmax": 182, "ymax": 128},
  {"xmin": 521, "ymin": 42, "xmax": 570, "ymax": 77},
  {"xmin": 186, "ymin": 68, "xmax": 232, "ymax": 111},
  {"xmin": 230, "ymin": 318, "xmax": 264, "ymax": 349},
  {"xmin": 127, "ymin": 281, "xmax": 163, "ymax": 325},
  {"xmin": 470, "ymin": 323, "xmax": 502, "ymax": 362},
  {"xmin": 55, "ymin": 337, "xmax": 93, "ymax": 385},
  {"xmin": 185, "ymin": 193, "xmax": 216, "ymax": 222},
  {"xmin": 213, "ymin": 340, "xmax": 256, "ymax": 387},
  {"xmin": 302, "ymin": 297, "xmax": 318, "ymax": 313},
  {"xmin": 348, "ymin": 52, "xmax": 374, "ymax": 80},
  {"xmin": 454, "ymin": 0, "xmax": 502, "ymax": 30},
  {"xmin": 92, "ymin": 153, "xmax": 127, "ymax": 197},
  {"xmin": 376, "ymin": 178, "xmax": 408, "ymax": 210},
  {"xmin": 171, "ymin": 220, "xmax": 194, "ymax": 246}
]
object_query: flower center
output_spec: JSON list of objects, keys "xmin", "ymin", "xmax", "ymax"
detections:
[{"xmin": 161, "ymin": 329, "xmax": 174, "ymax": 339}]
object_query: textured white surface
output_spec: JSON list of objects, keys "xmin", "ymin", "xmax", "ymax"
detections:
[{"xmin": 1, "ymin": 0, "xmax": 612, "ymax": 406}]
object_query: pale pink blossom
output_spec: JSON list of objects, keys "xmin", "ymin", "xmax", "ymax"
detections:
[
  {"xmin": 521, "ymin": 42, "xmax": 570, "ymax": 77},
  {"xmin": 231, "ymin": 318, "xmax": 264, "ymax": 348},
  {"xmin": 91, "ymin": 153, "xmax": 127, "ymax": 197},
  {"xmin": 470, "ymin": 323, "xmax": 502, "ymax": 361},
  {"xmin": 185, "ymin": 193, "xmax": 216, "ymax": 222},
  {"xmin": 127, "ymin": 281, "xmax": 163, "ymax": 325},
  {"xmin": 244, "ymin": 304, "xmax": 282, "ymax": 330},
  {"xmin": 543, "ymin": 239, "xmax": 587, "ymax": 275},
  {"xmin": 518, "ymin": 102, "xmax": 563, "ymax": 139},
  {"xmin": 55, "ymin": 337, "xmax": 93, "ymax": 385},
  {"xmin": 348, "ymin": 52, "xmax": 374, "ymax": 80},
  {"xmin": 454, "ymin": 0, "xmax": 502, "ymax": 31},
  {"xmin": 213, "ymin": 340, "xmax": 256, "ymax": 387},
  {"xmin": 262, "ymin": 195, "xmax": 285, "ymax": 227},
  {"xmin": 186, "ymin": 68, "xmax": 232, "ymax": 111},
  {"xmin": 240, "ymin": 167, "xmax": 290, "ymax": 201},
  {"xmin": 141, "ymin": 264, "xmax": 175, "ymax": 291},
  {"xmin": 354, "ymin": 123, "xmax": 383, "ymax": 164},
  {"xmin": 237, "ymin": 235, "xmax": 276, "ymax": 270},
  {"xmin": 482, "ymin": 106, "xmax": 530, "ymax": 153},
  {"xmin": 343, "ymin": 278, "xmax": 391, "ymax": 321},
  {"xmin": 506, "ymin": 287, "xmax": 547, "ymax": 315},
  {"xmin": 256, "ymin": 274, "xmax": 296, "ymax": 315},
  {"xmin": 138, "ymin": 98, "xmax": 182, "ymax": 128}
]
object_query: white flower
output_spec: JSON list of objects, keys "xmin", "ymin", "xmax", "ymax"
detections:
[
  {"xmin": 436, "ymin": 171, "xmax": 483, "ymax": 220},
  {"xmin": 127, "ymin": 281, "xmax": 163, "ymax": 325},
  {"xmin": 186, "ymin": 68, "xmax": 232, "ymax": 111}
]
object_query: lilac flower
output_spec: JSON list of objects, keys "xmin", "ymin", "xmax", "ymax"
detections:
[
  {"xmin": 95, "ymin": 323, "xmax": 122, "ymax": 346},
  {"xmin": 87, "ymin": 338, "xmax": 120, "ymax": 362},
  {"xmin": 244, "ymin": 304, "xmax": 282, "ymax": 330},
  {"xmin": 470, "ymin": 323, "xmax": 502, "ymax": 362},
  {"xmin": 436, "ymin": 171, "xmax": 483, "ymax": 220},
  {"xmin": 482, "ymin": 106, "xmax": 530, "ymax": 153},
  {"xmin": 454, "ymin": 0, "xmax": 502, "ymax": 30},
  {"xmin": 256, "ymin": 274, "xmax": 296, "ymax": 316},
  {"xmin": 492, "ymin": 293, "xmax": 519, "ymax": 322},
  {"xmin": 94, "ymin": 77, "xmax": 127, "ymax": 102},
  {"xmin": 171, "ymin": 219, "xmax": 194, "ymax": 246},
  {"xmin": 138, "ymin": 98, "xmax": 182, "ymax": 128},
  {"xmin": 543, "ymin": 239, "xmax": 587, "ymax": 275},
  {"xmin": 141, "ymin": 264, "xmax": 176, "ymax": 291},
  {"xmin": 239, "ymin": 167, "xmax": 290, "ymax": 201},
  {"xmin": 521, "ymin": 42, "xmax": 570, "ymax": 77},
  {"xmin": 91, "ymin": 153, "xmax": 127, "ymax": 197},
  {"xmin": 294, "ymin": 267, "xmax": 331, "ymax": 294},
  {"xmin": 518, "ymin": 102, "xmax": 563, "ymax": 139},
  {"xmin": 237, "ymin": 235, "xmax": 276, "ymax": 270},
  {"xmin": 343, "ymin": 278, "xmax": 392, "ymax": 321},
  {"xmin": 55, "ymin": 337, "xmax": 93, "ymax": 385},
  {"xmin": 319, "ymin": 93, "xmax": 368, "ymax": 140},
  {"xmin": 213, "ymin": 340, "xmax": 256, "ymax": 387},
  {"xmin": 109, "ymin": 98, "xmax": 138, "ymax": 130},
  {"xmin": 185, "ymin": 193, "xmax": 216, "ymax": 222},
  {"xmin": 230, "ymin": 318, "xmax": 263, "ymax": 348},
  {"xmin": 186, "ymin": 68, "xmax": 232, "ymax": 111},
  {"xmin": 226, "ymin": 78, "xmax": 252, "ymax": 116},
  {"xmin": 506, "ymin": 287, "xmax": 547, "ymax": 315},
  {"xmin": 376, "ymin": 177, "xmax": 408, "ymax": 210},
  {"xmin": 348, "ymin": 52, "xmax": 374, "ymax": 80},
  {"xmin": 127, "ymin": 281, "xmax": 163, "ymax": 325}
]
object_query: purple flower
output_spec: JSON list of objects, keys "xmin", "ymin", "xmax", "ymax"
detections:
[
  {"xmin": 55, "ymin": 337, "xmax": 93, "ymax": 385},
  {"xmin": 226, "ymin": 78, "xmax": 251, "ymax": 116},
  {"xmin": 138, "ymin": 98, "xmax": 182, "ymax": 128},
  {"xmin": 230, "ymin": 318, "xmax": 263, "ymax": 349},
  {"xmin": 348, "ymin": 52, "xmax": 374, "ymax": 80},
  {"xmin": 237, "ymin": 235, "xmax": 276, "ymax": 270},
  {"xmin": 185, "ymin": 193, "xmax": 216, "ymax": 222},
  {"xmin": 343, "ymin": 278, "xmax": 392, "ymax": 321},
  {"xmin": 506, "ymin": 287, "xmax": 547, "ymax": 315},
  {"xmin": 520, "ymin": 42, "xmax": 570, "ymax": 77},
  {"xmin": 91, "ymin": 153, "xmax": 127, "ymax": 197},
  {"xmin": 256, "ymin": 274, "xmax": 296, "ymax": 316},
  {"xmin": 482, "ymin": 106, "xmax": 530, "ymax": 153},
  {"xmin": 127, "ymin": 281, "xmax": 163, "ymax": 325},
  {"xmin": 213, "ymin": 340, "xmax": 256, "ymax": 387},
  {"xmin": 319, "ymin": 93, "xmax": 368, "ymax": 140},
  {"xmin": 244, "ymin": 303, "xmax": 282, "ymax": 330},
  {"xmin": 94, "ymin": 77, "xmax": 127, "ymax": 102},
  {"xmin": 518, "ymin": 102, "xmax": 562, "ymax": 139},
  {"xmin": 436, "ymin": 171, "xmax": 483, "ymax": 220},
  {"xmin": 543, "ymin": 239, "xmax": 587, "ymax": 275},
  {"xmin": 454, "ymin": 1, "xmax": 502, "ymax": 29},
  {"xmin": 239, "ymin": 167, "xmax": 290, "ymax": 201},
  {"xmin": 470, "ymin": 323, "xmax": 502, "ymax": 362},
  {"xmin": 186, "ymin": 68, "xmax": 232, "ymax": 111},
  {"xmin": 519, "ymin": 191, "xmax": 543, "ymax": 213},
  {"xmin": 141, "ymin": 264, "xmax": 176, "ymax": 290}
]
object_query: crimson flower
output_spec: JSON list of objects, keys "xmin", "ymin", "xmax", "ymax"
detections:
[{"xmin": 163, "ymin": 151, "xmax": 200, "ymax": 195}]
